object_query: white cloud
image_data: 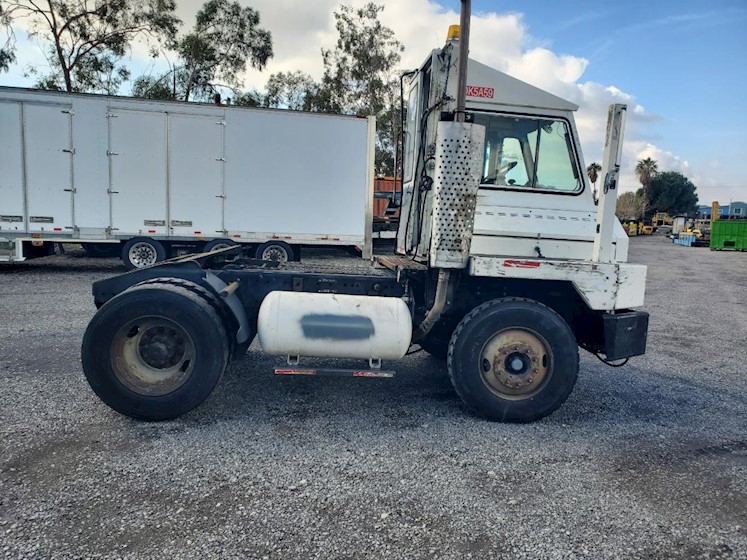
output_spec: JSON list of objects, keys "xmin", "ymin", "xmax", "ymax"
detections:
[{"xmin": 3, "ymin": 0, "xmax": 738, "ymax": 201}]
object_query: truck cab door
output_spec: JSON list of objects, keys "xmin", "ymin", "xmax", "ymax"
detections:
[{"xmin": 396, "ymin": 76, "xmax": 422, "ymax": 255}]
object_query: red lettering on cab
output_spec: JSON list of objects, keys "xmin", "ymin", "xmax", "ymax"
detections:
[{"xmin": 466, "ymin": 85, "xmax": 495, "ymax": 98}]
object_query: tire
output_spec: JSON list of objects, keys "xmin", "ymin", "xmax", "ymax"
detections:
[
  {"xmin": 203, "ymin": 238, "xmax": 239, "ymax": 252},
  {"xmin": 135, "ymin": 277, "xmax": 254, "ymax": 360},
  {"xmin": 83, "ymin": 243, "xmax": 120, "ymax": 258},
  {"xmin": 255, "ymin": 240, "xmax": 294, "ymax": 263},
  {"xmin": 121, "ymin": 237, "xmax": 166, "ymax": 270},
  {"xmin": 81, "ymin": 283, "xmax": 230, "ymax": 421},
  {"xmin": 447, "ymin": 297, "xmax": 578, "ymax": 422}
]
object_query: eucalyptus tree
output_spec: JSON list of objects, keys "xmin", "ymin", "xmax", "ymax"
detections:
[{"xmin": 0, "ymin": 0, "xmax": 180, "ymax": 93}]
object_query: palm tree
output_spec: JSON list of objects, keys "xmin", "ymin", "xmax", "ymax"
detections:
[
  {"xmin": 635, "ymin": 157, "xmax": 658, "ymax": 217},
  {"xmin": 587, "ymin": 162, "xmax": 602, "ymax": 201}
]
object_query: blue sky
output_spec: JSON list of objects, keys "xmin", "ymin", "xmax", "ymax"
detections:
[
  {"xmin": 459, "ymin": 0, "xmax": 747, "ymax": 202},
  {"xmin": 2, "ymin": 0, "xmax": 745, "ymax": 202}
]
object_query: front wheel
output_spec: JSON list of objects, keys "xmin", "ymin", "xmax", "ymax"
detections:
[
  {"xmin": 81, "ymin": 283, "xmax": 230, "ymax": 420},
  {"xmin": 447, "ymin": 298, "xmax": 578, "ymax": 422}
]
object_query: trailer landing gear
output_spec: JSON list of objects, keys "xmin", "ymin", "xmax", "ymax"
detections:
[{"xmin": 447, "ymin": 298, "xmax": 579, "ymax": 422}]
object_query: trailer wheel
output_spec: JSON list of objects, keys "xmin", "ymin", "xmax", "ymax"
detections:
[
  {"xmin": 447, "ymin": 298, "xmax": 578, "ymax": 422},
  {"xmin": 255, "ymin": 241, "xmax": 294, "ymax": 263},
  {"xmin": 83, "ymin": 243, "xmax": 120, "ymax": 258},
  {"xmin": 81, "ymin": 283, "xmax": 230, "ymax": 421},
  {"xmin": 122, "ymin": 237, "xmax": 166, "ymax": 269},
  {"xmin": 203, "ymin": 238, "xmax": 238, "ymax": 252}
]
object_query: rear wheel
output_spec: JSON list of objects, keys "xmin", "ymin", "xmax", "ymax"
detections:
[
  {"xmin": 255, "ymin": 241, "xmax": 294, "ymax": 263},
  {"xmin": 81, "ymin": 283, "xmax": 230, "ymax": 420},
  {"xmin": 122, "ymin": 237, "xmax": 166, "ymax": 269},
  {"xmin": 447, "ymin": 298, "xmax": 578, "ymax": 422},
  {"xmin": 203, "ymin": 238, "xmax": 239, "ymax": 252}
]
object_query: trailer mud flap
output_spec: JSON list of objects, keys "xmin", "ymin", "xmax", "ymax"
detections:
[{"xmin": 603, "ymin": 310, "xmax": 649, "ymax": 361}]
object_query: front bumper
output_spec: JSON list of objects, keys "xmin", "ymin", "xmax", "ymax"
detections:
[{"xmin": 602, "ymin": 310, "xmax": 649, "ymax": 361}]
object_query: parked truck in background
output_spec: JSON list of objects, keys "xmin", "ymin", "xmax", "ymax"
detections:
[
  {"xmin": 79, "ymin": 5, "xmax": 649, "ymax": 424},
  {"xmin": 0, "ymin": 89, "xmax": 376, "ymax": 267}
]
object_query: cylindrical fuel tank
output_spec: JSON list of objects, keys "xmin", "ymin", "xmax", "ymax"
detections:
[{"xmin": 257, "ymin": 291, "xmax": 413, "ymax": 360}]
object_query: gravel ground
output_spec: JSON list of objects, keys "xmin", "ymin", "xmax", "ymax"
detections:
[{"xmin": 0, "ymin": 238, "xmax": 745, "ymax": 559}]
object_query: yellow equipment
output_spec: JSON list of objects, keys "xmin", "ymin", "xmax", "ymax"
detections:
[
  {"xmin": 639, "ymin": 224, "xmax": 654, "ymax": 235},
  {"xmin": 652, "ymin": 212, "xmax": 672, "ymax": 227}
]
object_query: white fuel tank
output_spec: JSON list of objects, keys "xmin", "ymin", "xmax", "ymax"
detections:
[{"xmin": 257, "ymin": 291, "xmax": 413, "ymax": 360}]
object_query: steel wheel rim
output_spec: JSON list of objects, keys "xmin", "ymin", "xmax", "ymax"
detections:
[
  {"xmin": 128, "ymin": 242, "xmax": 158, "ymax": 267},
  {"xmin": 479, "ymin": 327, "xmax": 552, "ymax": 400},
  {"xmin": 261, "ymin": 245, "xmax": 288, "ymax": 262},
  {"xmin": 110, "ymin": 316, "xmax": 196, "ymax": 396}
]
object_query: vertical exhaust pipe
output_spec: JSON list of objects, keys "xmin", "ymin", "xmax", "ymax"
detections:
[{"xmin": 455, "ymin": 0, "xmax": 471, "ymax": 123}]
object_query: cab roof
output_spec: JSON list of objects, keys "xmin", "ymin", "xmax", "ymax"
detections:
[{"xmin": 466, "ymin": 58, "xmax": 579, "ymax": 112}]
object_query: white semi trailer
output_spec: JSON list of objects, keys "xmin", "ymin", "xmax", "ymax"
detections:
[
  {"xmin": 0, "ymin": 88, "xmax": 375, "ymax": 267},
  {"xmin": 79, "ymin": 6, "xmax": 649, "ymax": 423}
]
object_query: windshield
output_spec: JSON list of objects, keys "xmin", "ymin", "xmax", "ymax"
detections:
[{"xmin": 472, "ymin": 113, "xmax": 581, "ymax": 193}]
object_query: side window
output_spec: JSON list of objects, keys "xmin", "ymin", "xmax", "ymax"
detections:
[
  {"xmin": 403, "ymin": 83, "xmax": 419, "ymax": 181},
  {"xmin": 533, "ymin": 120, "xmax": 579, "ymax": 191}
]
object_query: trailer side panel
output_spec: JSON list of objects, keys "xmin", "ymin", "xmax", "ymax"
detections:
[
  {"xmin": 0, "ymin": 102, "xmax": 24, "ymax": 232},
  {"xmin": 168, "ymin": 112, "xmax": 225, "ymax": 237},
  {"xmin": 110, "ymin": 109, "xmax": 168, "ymax": 236},
  {"xmin": 223, "ymin": 111, "xmax": 368, "ymax": 243},
  {"xmin": 24, "ymin": 103, "xmax": 73, "ymax": 233}
]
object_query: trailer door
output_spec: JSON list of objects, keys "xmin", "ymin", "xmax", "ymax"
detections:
[
  {"xmin": 109, "ymin": 109, "xmax": 167, "ymax": 236},
  {"xmin": 0, "ymin": 102, "xmax": 24, "ymax": 232},
  {"xmin": 168, "ymin": 113, "xmax": 224, "ymax": 237},
  {"xmin": 23, "ymin": 104, "xmax": 74, "ymax": 232}
]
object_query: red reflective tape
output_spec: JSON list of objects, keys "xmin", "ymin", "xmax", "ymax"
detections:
[
  {"xmin": 53, "ymin": 227, "xmax": 62, "ymax": 231},
  {"xmin": 272, "ymin": 235, "xmax": 280, "ymax": 239},
  {"xmin": 503, "ymin": 260, "xmax": 541, "ymax": 268},
  {"xmin": 148, "ymin": 229, "xmax": 156, "ymax": 233},
  {"xmin": 466, "ymin": 85, "xmax": 494, "ymax": 98},
  {"xmin": 194, "ymin": 231, "xmax": 202, "ymax": 234},
  {"xmin": 233, "ymin": 234, "xmax": 241, "ymax": 238}
]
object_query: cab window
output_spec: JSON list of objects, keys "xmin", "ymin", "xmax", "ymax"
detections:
[{"xmin": 472, "ymin": 113, "xmax": 581, "ymax": 193}]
